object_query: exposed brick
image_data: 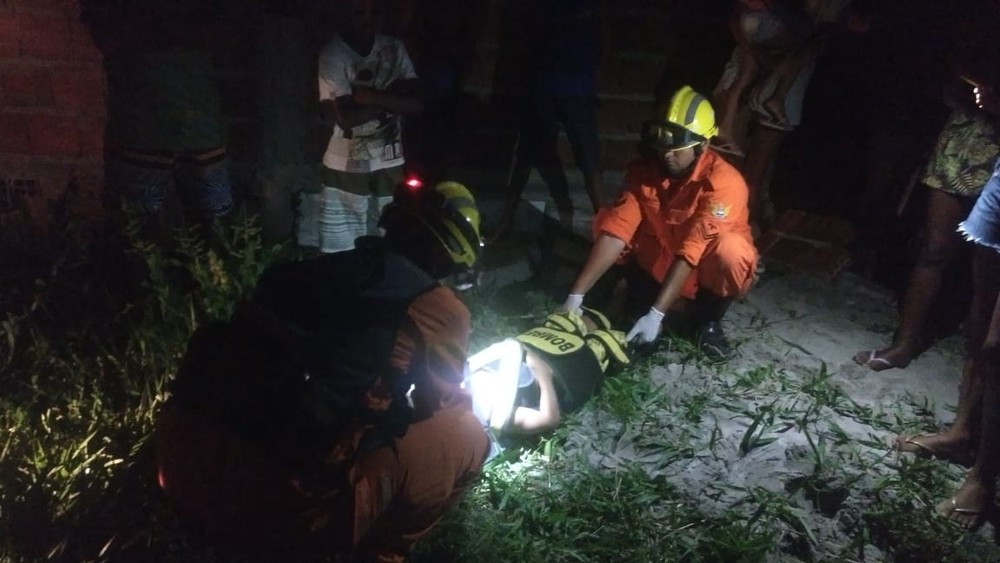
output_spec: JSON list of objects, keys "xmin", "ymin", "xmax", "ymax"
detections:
[
  {"xmin": 68, "ymin": 18, "xmax": 103, "ymax": 62},
  {"xmin": 0, "ymin": 41, "xmax": 18, "ymax": 58},
  {"xmin": 18, "ymin": 12, "xmax": 75, "ymax": 60},
  {"xmin": 0, "ymin": 9, "xmax": 20, "ymax": 58},
  {"xmin": 0, "ymin": 113, "xmax": 31, "ymax": 154},
  {"xmin": 77, "ymin": 116, "xmax": 104, "ymax": 158},
  {"xmin": 49, "ymin": 67, "xmax": 105, "ymax": 114},
  {"xmin": 0, "ymin": 9, "xmax": 19, "ymax": 39},
  {"xmin": 25, "ymin": 113, "xmax": 81, "ymax": 157},
  {"xmin": 1, "ymin": 68, "xmax": 55, "ymax": 107},
  {"xmin": 6, "ymin": 0, "xmax": 80, "ymax": 10}
]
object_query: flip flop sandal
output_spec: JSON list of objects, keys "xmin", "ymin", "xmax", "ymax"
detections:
[
  {"xmin": 939, "ymin": 497, "xmax": 993, "ymax": 531},
  {"xmin": 853, "ymin": 350, "xmax": 908, "ymax": 372},
  {"xmin": 893, "ymin": 434, "xmax": 975, "ymax": 468}
]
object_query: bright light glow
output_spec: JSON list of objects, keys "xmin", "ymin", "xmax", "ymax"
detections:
[
  {"xmin": 405, "ymin": 177, "xmax": 423, "ymax": 189},
  {"xmin": 464, "ymin": 339, "xmax": 524, "ymax": 431},
  {"xmin": 974, "ymin": 86, "xmax": 983, "ymax": 109}
]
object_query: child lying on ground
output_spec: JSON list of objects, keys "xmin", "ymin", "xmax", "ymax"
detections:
[{"xmin": 466, "ymin": 307, "xmax": 630, "ymax": 437}]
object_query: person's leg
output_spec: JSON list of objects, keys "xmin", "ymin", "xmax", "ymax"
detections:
[
  {"xmin": 740, "ymin": 123, "xmax": 786, "ymax": 230},
  {"xmin": 346, "ymin": 405, "xmax": 490, "ymax": 560},
  {"xmin": 315, "ymin": 168, "xmax": 372, "ymax": 254},
  {"xmin": 109, "ymin": 153, "xmax": 178, "ymax": 241},
  {"xmin": 896, "ymin": 245, "xmax": 1000, "ymax": 466},
  {"xmin": 176, "ymin": 151, "xmax": 235, "ymax": 247},
  {"xmin": 712, "ymin": 44, "xmax": 757, "ymax": 150},
  {"xmin": 368, "ymin": 165, "xmax": 405, "ymax": 236},
  {"xmin": 691, "ymin": 231, "xmax": 758, "ymax": 359},
  {"xmin": 854, "ymin": 189, "xmax": 972, "ymax": 371},
  {"xmin": 560, "ymin": 96, "xmax": 605, "ymax": 212},
  {"xmin": 533, "ymin": 95, "xmax": 574, "ymax": 227},
  {"xmin": 743, "ymin": 53, "xmax": 813, "ymax": 229},
  {"xmin": 154, "ymin": 400, "xmax": 318, "ymax": 557},
  {"xmin": 491, "ymin": 100, "xmax": 543, "ymax": 241},
  {"xmin": 937, "ymin": 250, "xmax": 1000, "ymax": 529},
  {"xmin": 183, "ymin": 149, "xmax": 234, "ymax": 221}
]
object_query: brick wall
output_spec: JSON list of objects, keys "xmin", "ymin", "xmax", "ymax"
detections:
[{"xmin": 0, "ymin": 0, "xmax": 105, "ymax": 236}]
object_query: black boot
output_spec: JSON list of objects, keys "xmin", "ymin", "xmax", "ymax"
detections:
[{"xmin": 693, "ymin": 289, "xmax": 735, "ymax": 360}]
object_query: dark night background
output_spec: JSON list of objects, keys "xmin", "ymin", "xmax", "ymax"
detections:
[{"xmin": 1, "ymin": 0, "xmax": 994, "ymax": 300}]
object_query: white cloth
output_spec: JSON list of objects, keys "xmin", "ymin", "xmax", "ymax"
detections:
[
  {"xmin": 318, "ymin": 35, "xmax": 417, "ymax": 173},
  {"xmin": 296, "ymin": 187, "xmax": 394, "ymax": 254}
]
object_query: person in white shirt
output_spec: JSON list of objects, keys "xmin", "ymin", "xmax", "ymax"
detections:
[{"xmin": 298, "ymin": 0, "xmax": 423, "ymax": 253}]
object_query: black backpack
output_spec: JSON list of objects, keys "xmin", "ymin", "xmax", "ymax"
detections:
[{"xmin": 171, "ymin": 237, "xmax": 440, "ymax": 470}]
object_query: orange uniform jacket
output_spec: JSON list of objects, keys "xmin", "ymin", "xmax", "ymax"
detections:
[
  {"xmin": 594, "ymin": 149, "xmax": 755, "ymax": 297},
  {"xmin": 155, "ymin": 285, "xmax": 490, "ymax": 562}
]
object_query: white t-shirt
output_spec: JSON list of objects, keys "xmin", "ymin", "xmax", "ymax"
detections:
[{"xmin": 318, "ymin": 34, "xmax": 417, "ymax": 173}]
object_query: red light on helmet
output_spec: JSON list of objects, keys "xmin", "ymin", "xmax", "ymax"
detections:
[{"xmin": 405, "ymin": 177, "xmax": 423, "ymax": 190}]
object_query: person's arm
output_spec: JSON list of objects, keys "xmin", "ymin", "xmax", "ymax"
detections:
[
  {"xmin": 323, "ymin": 78, "xmax": 423, "ymax": 131},
  {"xmin": 651, "ymin": 258, "xmax": 695, "ymax": 314},
  {"xmin": 353, "ymin": 78, "xmax": 424, "ymax": 116},
  {"xmin": 569, "ymin": 234, "xmax": 627, "ymax": 296},
  {"xmin": 322, "ymin": 97, "xmax": 385, "ymax": 130},
  {"xmin": 509, "ymin": 351, "xmax": 560, "ymax": 433},
  {"xmin": 626, "ymin": 257, "xmax": 695, "ymax": 343}
]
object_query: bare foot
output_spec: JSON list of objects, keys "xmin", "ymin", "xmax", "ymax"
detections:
[
  {"xmin": 892, "ymin": 433, "xmax": 975, "ymax": 467},
  {"xmin": 937, "ymin": 477, "xmax": 995, "ymax": 530},
  {"xmin": 852, "ymin": 347, "xmax": 913, "ymax": 372}
]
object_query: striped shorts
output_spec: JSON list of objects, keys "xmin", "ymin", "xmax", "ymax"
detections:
[{"xmin": 296, "ymin": 165, "xmax": 404, "ymax": 254}]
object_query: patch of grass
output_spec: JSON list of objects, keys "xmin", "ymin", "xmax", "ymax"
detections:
[
  {"xmin": 0, "ymin": 208, "xmax": 288, "ymax": 561},
  {"xmin": 3, "ymin": 216, "xmax": 1000, "ymax": 563},
  {"xmin": 414, "ymin": 453, "xmax": 778, "ymax": 563}
]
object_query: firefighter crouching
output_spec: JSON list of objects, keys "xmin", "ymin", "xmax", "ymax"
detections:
[{"xmin": 154, "ymin": 180, "xmax": 489, "ymax": 562}]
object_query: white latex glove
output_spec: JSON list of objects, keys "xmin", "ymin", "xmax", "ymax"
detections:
[
  {"xmin": 561, "ymin": 293, "xmax": 584, "ymax": 315},
  {"xmin": 627, "ymin": 307, "xmax": 665, "ymax": 344}
]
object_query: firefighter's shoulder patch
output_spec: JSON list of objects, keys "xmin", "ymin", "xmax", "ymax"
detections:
[{"xmin": 708, "ymin": 202, "xmax": 731, "ymax": 219}]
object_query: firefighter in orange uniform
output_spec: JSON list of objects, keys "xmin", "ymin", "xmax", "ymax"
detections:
[
  {"xmin": 561, "ymin": 86, "xmax": 758, "ymax": 359},
  {"xmin": 155, "ymin": 181, "xmax": 490, "ymax": 562}
]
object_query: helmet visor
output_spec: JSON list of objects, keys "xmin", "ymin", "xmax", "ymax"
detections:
[{"xmin": 641, "ymin": 120, "xmax": 704, "ymax": 152}]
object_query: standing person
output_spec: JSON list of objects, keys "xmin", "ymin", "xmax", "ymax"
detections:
[
  {"xmin": 712, "ymin": 0, "xmax": 868, "ymax": 229},
  {"xmin": 155, "ymin": 180, "xmax": 489, "ymax": 561},
  {"xmin": 298, "ymin": 0, "xmax": 423, "ymax": 254},
  {"xmin": 939, "ymin": 151, "xmax": 1000, "ymax": 530},
  {"xmin": 853, "ymin": 4, "xmax": 1000, "ymax": 371},
  {"xmin": 886, "ymin": 80, "xmax": 1000, "ymax": 530},
  {"xmin": 101, "ymin": 3, "xmax": 235, "ymax": 233},
  {"xmin": 491, "ymin": 0, "xmax": 609, "ymax": 239},
  {"xmin": 393, "ymin": 0, "xmax": 490, "ymax": 180},
  {"xmin": 560, "ymin": 86, "xmax": 758, "ymax": 360}
]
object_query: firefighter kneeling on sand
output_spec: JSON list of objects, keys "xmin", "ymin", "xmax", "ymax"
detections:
[
  {"xmin": 561, "ymin": 85, "xmax": 758, "ymax": 360},
  {"xmin": 154, "ymin": 180, "xmax": 490, "ymax": 562}
]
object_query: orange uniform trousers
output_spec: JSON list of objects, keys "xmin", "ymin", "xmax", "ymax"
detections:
[{"xmin": 155, "ymin": 399, "xmax": 490, "ymax": 562}]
